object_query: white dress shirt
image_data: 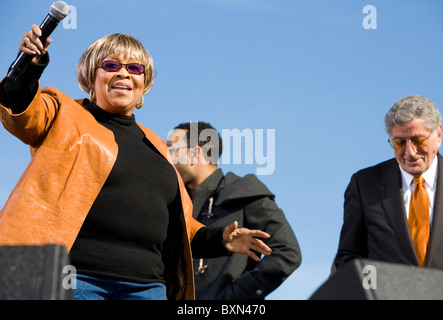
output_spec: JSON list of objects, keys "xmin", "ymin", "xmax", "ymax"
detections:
[{"xmin": 400, "ymin": 155, "xmax": 438, "ymax": 227}]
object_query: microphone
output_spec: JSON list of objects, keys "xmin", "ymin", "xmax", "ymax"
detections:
[{"xmin": 6, "ymin": 1, "xmax": 69, "ymax": 80}]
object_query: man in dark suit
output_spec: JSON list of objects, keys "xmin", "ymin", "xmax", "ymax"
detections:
[{"xmin": 334, "ymin": 95, "xmax": 443, "ymax": 270}]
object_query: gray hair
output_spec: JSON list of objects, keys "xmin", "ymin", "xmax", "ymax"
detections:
[{"xmin": 385, "ymin": 95, "xmax": 442, "ymax": 136}]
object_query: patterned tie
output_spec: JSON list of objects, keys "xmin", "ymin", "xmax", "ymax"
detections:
[{"xmin": 408, "ymin": 176, "xmax": 430, "ymax": 267}]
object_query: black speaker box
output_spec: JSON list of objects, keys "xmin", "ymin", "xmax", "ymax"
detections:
[
  {"xmin": 0, "ymin": 244, "xmax": 72, "ymax": 300},
  {"xmin": 310, "ymin": 259, "xmax": 443, "ymax": 300}
]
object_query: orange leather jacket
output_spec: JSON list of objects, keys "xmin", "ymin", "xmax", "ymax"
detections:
[{"xmin": 0, "ymin": 83, "xmax": 203, "ymax": 299}]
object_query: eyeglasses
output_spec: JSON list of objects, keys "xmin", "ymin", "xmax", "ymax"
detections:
[
  {"xmin": 388, "ymin": 134, "xmax": 431, "ymax": 150},
  {"xmin": 100, "ymin": 61, "xmax": 145, "ymax": 75},
  {"xmin": 168, "ymin": 146, "xmax": 189, "ymax": 153}
]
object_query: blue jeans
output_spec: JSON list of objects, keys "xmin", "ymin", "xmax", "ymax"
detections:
[{"xmin": 73, "ymin": 274, "xmax": 167, "ymax": 300}]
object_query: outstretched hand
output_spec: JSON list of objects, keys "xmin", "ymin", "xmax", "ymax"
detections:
[{"xmin": 222, "ymin": 221, "xmax": 272, "ymax": 262}]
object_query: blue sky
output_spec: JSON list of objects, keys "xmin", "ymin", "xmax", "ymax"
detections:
[{"xmin": 1, "ymin": 0, "xmax": 443, "ymax": 300}]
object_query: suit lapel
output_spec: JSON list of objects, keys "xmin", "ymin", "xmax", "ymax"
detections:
[
  {"xmin": 379, "ymin": 159, "xmax": 419, "ymax": 265},
  {"xmin": 427, "ymin": 154, "xmax": 443, "ymax": 266}
]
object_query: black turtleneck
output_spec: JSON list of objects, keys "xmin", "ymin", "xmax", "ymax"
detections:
[{"xmin": 69, "ymin": 102, "xmax": 180, "ymax": 284}]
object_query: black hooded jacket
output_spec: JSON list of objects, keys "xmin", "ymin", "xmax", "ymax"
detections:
[{"xmin": 192, "ymin": 169, "xmax": 302, "ymax": 300}]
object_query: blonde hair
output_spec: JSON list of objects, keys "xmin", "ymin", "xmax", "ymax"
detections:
[{"xmin": 76, "ymin": 33, "xmax": 154, "ymax": 95}]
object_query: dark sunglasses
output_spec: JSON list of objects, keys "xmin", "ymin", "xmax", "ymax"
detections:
[
  {"xmin": 100, "ymin": 60, "xmax": 145, "ymax": 75},
  {"xmin": 388, "ymin": 134, "xmax": 431, "ymax": 150}
]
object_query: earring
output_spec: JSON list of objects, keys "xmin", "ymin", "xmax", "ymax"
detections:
[
  {"xmin": 135, "ymin": 96, "xmax": 144, "ymax": 109},
  {"xmin": 89, "ymin": 89, "xmax": 95, "ymax": 103}
]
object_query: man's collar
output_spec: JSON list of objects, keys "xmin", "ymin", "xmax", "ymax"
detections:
[
  {"xmin": 399, "ymin": 155, "xmax": 438, "ymax": 189},
  {"xmin": 199, "ymin": 168, "xmax": 224, "ymax": 190}
]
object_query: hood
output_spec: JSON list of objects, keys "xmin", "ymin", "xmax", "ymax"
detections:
[{"xmin": 213, "ymin": 171, "xmax": 275, "ymax": 207}]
